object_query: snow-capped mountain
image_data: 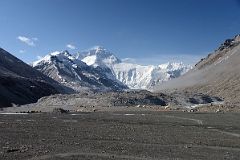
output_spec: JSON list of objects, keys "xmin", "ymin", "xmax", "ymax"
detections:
[
  {"xmin": 33, "ymin": 50, "xmax": 128, "ymax": 92},
  {"xmin": 79, "ymin": 46, "xmax": 191, "ymax": 89},
  {"xmin": 78, "ymin": 46, "xmax": 121, "ymax": 67}
]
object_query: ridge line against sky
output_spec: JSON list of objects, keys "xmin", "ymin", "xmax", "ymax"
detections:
[{"xmin": 0, "ymin": 0, "xmax": 240, "ymax": 65}]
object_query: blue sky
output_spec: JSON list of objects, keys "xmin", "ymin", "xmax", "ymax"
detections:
[{"xmin": 0, "ymin": 0, "xmax": 240, "ymax": 65}]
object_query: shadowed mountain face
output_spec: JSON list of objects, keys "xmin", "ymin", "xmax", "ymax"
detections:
[
  {"xmin": 0, "ymin": 48, "xmax": 73, "ymax": 108},
  {"xmin": 154, "ymin": 35, "xmax": 240, "ymax": 105}
]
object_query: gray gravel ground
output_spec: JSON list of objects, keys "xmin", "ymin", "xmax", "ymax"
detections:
[{"xmin": 0, "ymin": 111, "xmax": 240, "ymax": 160}]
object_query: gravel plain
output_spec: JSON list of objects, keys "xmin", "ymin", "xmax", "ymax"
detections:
[{"xmin": 0, "ymin": 111, "xmax": 240, "ymax": 160}]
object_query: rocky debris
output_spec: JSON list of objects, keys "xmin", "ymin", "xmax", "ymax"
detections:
[
  {"xmin": 6, "ymin": 148, "xmax": 19, "ymax": 153},
  {"xmin": 165, "ymin": 91, "xmax": 223, "ymax": 108},
  {"xmin": 188, "ymin": 108, "xmax": 198, "ymax": 113},
  {"xmin": 10, "ymin": 90, "xmax": 224, "ymax": 113},
  {"xmin": 215, "ymin": 109, "xmax": 223, "ymax": 113},
  {"xmin": 111, "ymin": 92, "xmax": 167, "ymax": 106},
  {"xmin": 195, "ymin": 103, "xmax": 240, "ymax": 113},
  {"xmin": 17, "ymin": 110, "xmax": 42, "ymax": 114},
  {"xmin": 3, "ymin": 145, "xmax": 31, "ymax": 154},
  {"xmin": 52, "ymin": 108, "xmax": 69, "ymax": 114},
  {"xmin": 218, "ymin": 35, "xmax": 240, "ymax": 51}
]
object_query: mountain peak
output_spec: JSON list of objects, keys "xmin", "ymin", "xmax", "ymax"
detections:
[
  {"xmin": 86, "ymin": 46, "xmax": 111, "ymax": 56},
  {"xmin": 234, "ymin": 34, "xmax": 240, "ymax": 42},
  {"xmin": 32, "ymin": 50, "xmax": 87, "ymax": 68},
  {"xmin": 49, "ymin": 50, "xmax": 71, "ymax": 57},
  {"xmin": 91, "ymin": 46, "xmax": 106, "ymax": 51},
  {"xmin": 81, "ymin": 47, "xmax": 121, "ymax": 67},
  {"xmin": 158, "ymin": 62, "xmax": 186, "ymax": 70}
]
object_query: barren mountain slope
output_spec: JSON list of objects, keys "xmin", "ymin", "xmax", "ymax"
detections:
[
  {"xmin": 154, "ymin": 35, "xmax": 240, "ymax": 105},
  {"xmin": 0, "ymin": 48, "xmax": 73, "ymax": 107}
]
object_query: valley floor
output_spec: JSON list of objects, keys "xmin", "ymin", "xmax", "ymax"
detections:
[{"xmin": 0, "ymin": 111, "xmax": 240, "ymax": 160}]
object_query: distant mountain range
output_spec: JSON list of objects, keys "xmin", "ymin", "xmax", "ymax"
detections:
[
  {"xmin": 155, "ymin": 34, "xmax": 240, "ymax": 106},
  {"xmin": 0, "ymin": 46, "xmax": 190, "ymax": 107},
  {"xmin": 1, "ymin": 34, "xmax": 239, "ymax": 108},
  {"xmin": 33, "ymin": 46, "xmax": 191, "ymax": 91}
]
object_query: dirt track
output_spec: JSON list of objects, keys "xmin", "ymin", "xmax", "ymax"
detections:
[{"xmin": 0, "ymin": 111, "xmax": 240, "ymax": 160}]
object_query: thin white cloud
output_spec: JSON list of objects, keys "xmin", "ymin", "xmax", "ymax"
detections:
[
  {"xmin": 17, "ymin": 36, "xmax": 37, "ymax": 46},
  {"xmin": 134, "ymin": 53, "xmax": 205, "ymax": 66},
  {"xmin": 19, "ymin": 49, "xmax": 25, "ymax": 53},
  {"xmin": 121, "ymin": 58, "xmax": 137, "ymax": 63},
  {"xmin": 66, "ymin": 44, "xmax": 76, "ymax": 50},
  {"xmin": 32, "ymin": 37, "xmax": 38, "ymax": 41}
]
